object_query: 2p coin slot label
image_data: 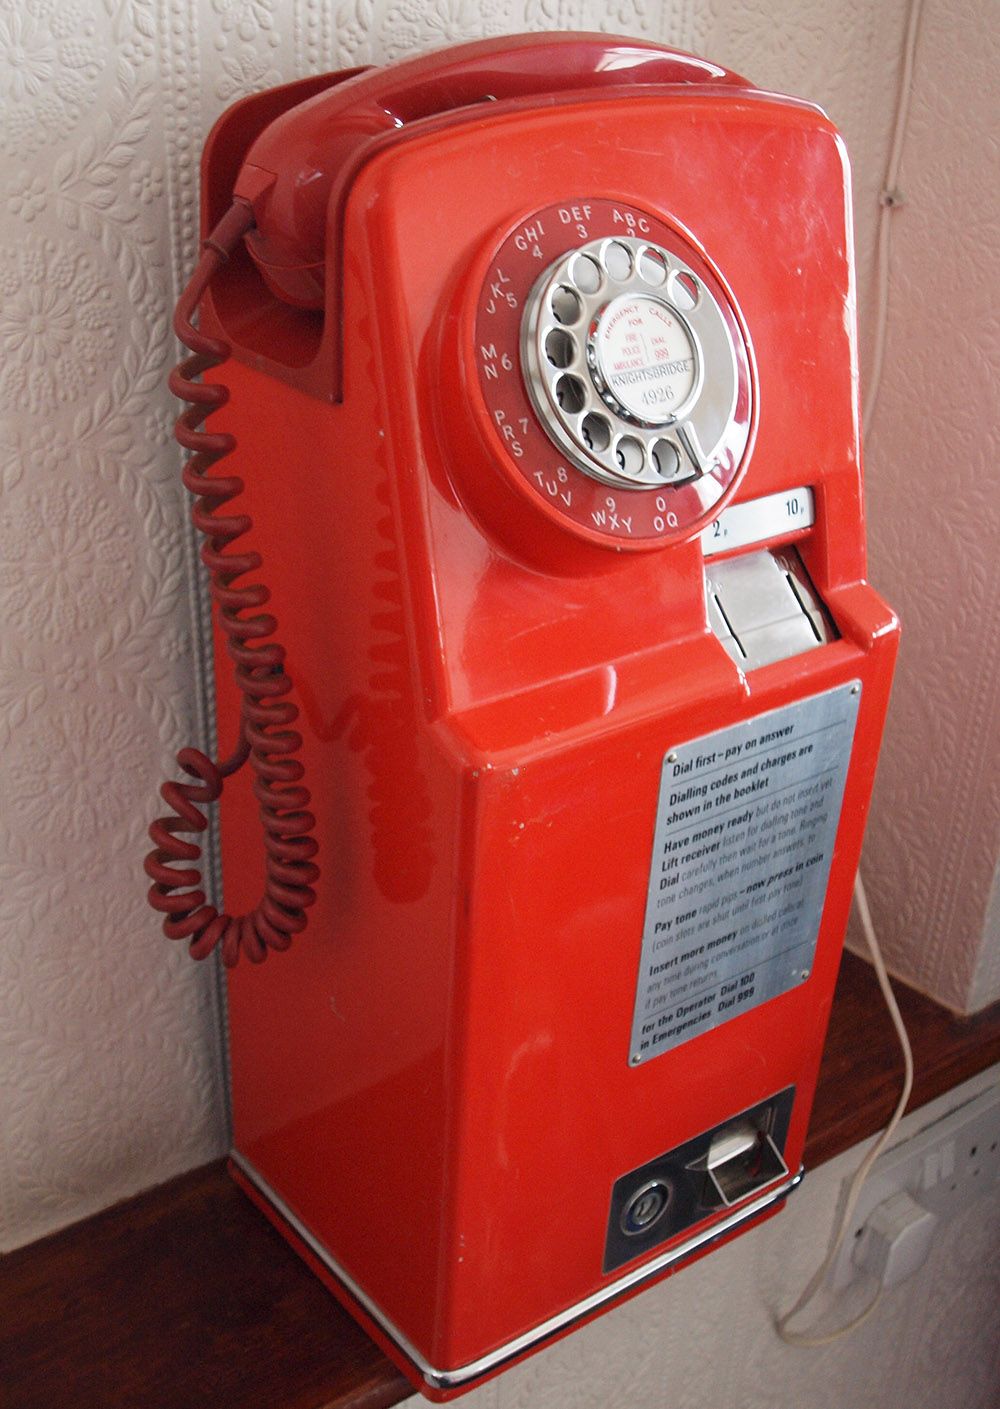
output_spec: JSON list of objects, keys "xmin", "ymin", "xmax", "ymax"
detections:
[{"xmin": 630, "ymin": 683, "xmax": 861, "ymax": 1064}]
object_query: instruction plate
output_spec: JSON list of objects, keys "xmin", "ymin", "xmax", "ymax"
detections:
[{"xmin": 630, "ymin": 683, "xmax": 861, "ymax": 1063}]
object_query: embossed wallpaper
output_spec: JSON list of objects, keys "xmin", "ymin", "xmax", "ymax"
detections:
[{"xmin": 1, "ymin": 0, "xmax": 997, "ymax": 1304}]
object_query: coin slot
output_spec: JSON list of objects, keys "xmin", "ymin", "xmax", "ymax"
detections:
[
  {"xmin": 638, "ymin": 247, "xmax": 668, "ymax": 287},
  {"xmin": 704, "ymin": 549, "xmax": 838, "ymax": 671},
  {"xmin": 555, "ymin": 374, "xmax": 587, "ymax": 414},
  {"xmin": 551, "ymin": 285, "xmax": 582, "ymax": 325},
  {"xmin": 614, "ymin": 436, "xmax": 645, "ymax": 476},
  {"xmin": 711, "ymin": 592, "xmax": 746, "ymax": 659},
  {"xmin": 604, "ymin": 241, "xmax": 633, "ymax": 282},
  {"xmin": 544, "ymin": 328, "xmax": 575, "ymax": 369},
  {"xmin": 581, "ymin": 412, "xmax": 611, "ymax": 452},
  {"xmin": 785, "ymin": 571, "xmax": 826, "ymax": 643},
  {"xmin": 651, "ymin": 438, "xmax": 681, "ymax": 479},
  {"xmin": 570, "ymin": 253, "xmax": 602, "ymax": 295},
  {"xmin": 669, "ymin": 270, "xmax": 700, "ymax": 311}
]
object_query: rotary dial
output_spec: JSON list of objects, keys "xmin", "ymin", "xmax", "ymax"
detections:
[{"xmin": 521, "ymin": 235, "xmax": 740, "ymax": 490}]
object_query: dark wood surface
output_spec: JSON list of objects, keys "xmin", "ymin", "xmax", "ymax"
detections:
[
  {"xmin": 807, "ymin": 951, "xmax": 1000, "ymax": 1166},
  {"xmin": 2, "ymin": 950, "xmax": 998, "ymax": 1409},
  {"xmin": 0, "ymin": 1160, "xmax": 411, "ymax": 1409}
]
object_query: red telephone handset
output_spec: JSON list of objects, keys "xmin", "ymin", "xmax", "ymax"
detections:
[
  {"xmin": 144, "ymin": 33, "xmax": 749, "ymax": 967},
  {"xmin": 234, "ymin": 35, "xmax": 743, "ymax": 308}
]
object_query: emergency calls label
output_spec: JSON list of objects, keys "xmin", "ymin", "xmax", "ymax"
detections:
[{"xmin": 629, "ymin": 683, "xmax": 861, "ymax": 1064}]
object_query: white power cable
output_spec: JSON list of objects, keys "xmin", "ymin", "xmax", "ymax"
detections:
[
  {"xmin": 775, "ymin": 874, "xmax": 915, "ymax": 1346},
  {"xmin": 863, "ymin": 0, "xmax": 926, "ymax": 433},
  {"xmin": 775, "ymin": 0, "xmax": 924, "ymax": 1346}
]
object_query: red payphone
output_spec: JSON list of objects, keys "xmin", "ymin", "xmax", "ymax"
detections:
[{"xmin": 146, "ymin": 33, "xmax": 899, "ymax": 1398}]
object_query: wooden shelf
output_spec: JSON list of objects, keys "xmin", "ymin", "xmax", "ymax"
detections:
[
  {"xmin": 0, "ymin": 1157, "xmax": 411, "ymax": 1409},
  {"xmin": 806, "ymin": 952, "xmax": 1000, "ymax": 1166},
  {"xmin": 3, "ymin": 951, "xmax": 998, "ymax": 1409}
]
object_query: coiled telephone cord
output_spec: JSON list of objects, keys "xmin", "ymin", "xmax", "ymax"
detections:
[{"xmin": 144, "ymin": 201, "xmax": 319, "ymax": 967}]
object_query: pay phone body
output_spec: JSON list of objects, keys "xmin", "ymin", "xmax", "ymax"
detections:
[{"xmin": 167, "ymin": 34, "xmax": 898, "ymax": 1399}]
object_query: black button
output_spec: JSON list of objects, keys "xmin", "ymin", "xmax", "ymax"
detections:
[{"xmin": 621, "ymin": 1180, "xmax": 671, "ymax": 1236}]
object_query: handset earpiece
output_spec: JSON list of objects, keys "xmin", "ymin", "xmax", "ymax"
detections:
[{"xmin": 230, "ymin": 33, "xmax": 743, "ymax": 309}]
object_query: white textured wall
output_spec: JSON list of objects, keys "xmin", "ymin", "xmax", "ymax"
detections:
[
  {"xmin": 846, "ymin": 0, "xmax": 1000, "ymax": 1013},
  {"xmin": 0, "ymin": 0, "xmax": 229, "ymax": 1248},
  {"xmin": 0, "ymin": 0, "xmax": 997, "ymax": 1296},
  {"xmin": 405, "ymin": 1069, "xmax": 1000, "ymax": 1409}
]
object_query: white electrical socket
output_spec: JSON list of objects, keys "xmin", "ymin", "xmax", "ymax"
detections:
[{"xmin": 831, "ymin": 1082, "xmax": 1000, "ymax": 1290}]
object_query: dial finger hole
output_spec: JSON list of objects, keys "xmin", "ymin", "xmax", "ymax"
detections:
[
  {"xmin": 545, "ymin": 327, "xmax": 575, "ymax": 369},
  {"xmin": 669, "ymin": 270, "xmax": 700, "ymax": 311},
  {"xmin": 570, "ymin": 253, "xmax": 602, "ymax": 295},
  {"xmin": 551, "ymin": 285, "xmax": 582, "ymax": 325},
  {"xmin": 581, "ymin": 412, "xmax": 611, "ymax": 452},
  {"xmin": 652, "ymin": 438, "xmax": 681, "ymax": 479},
  {"xmin": 638, "ymin": 247, "xmax": 668, "ymax": 287},
  {"xmin": 604, "ymin": 241, "xmax": 633, "ymax": 282},
  {"xmin": 556, "ymin": 374, "xmax": 587, "ymax": 414},
  {"xmin": 614, "ymin": 435, "xmax": 645, "ymax": 476}
]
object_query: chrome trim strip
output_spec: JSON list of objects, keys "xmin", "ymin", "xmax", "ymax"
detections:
[{"xmin": 231, "ymin": 1152, "xmax": 802, "ymax": 1392}]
